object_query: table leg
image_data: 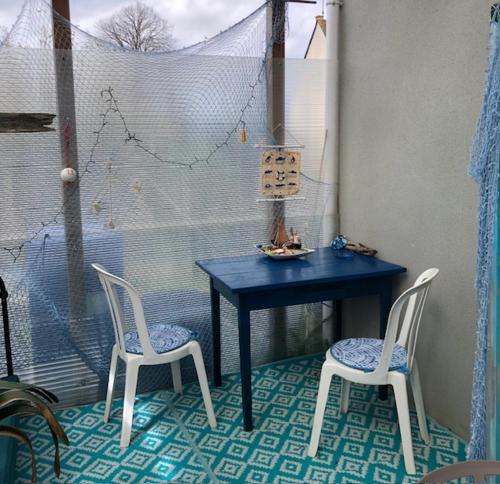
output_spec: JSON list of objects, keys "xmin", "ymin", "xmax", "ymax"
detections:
[
  {"xmin": 333, "ymin": 300, "xmax": 342, "ymax": 343},
  {"xmin": 237, "ymin": 301, "xmax": 253, "ymax": 431},
  {"xmin": 379, "ymin": 282, "xmax": 392, "ymax": 400},
  {"xmin": 210, "ymin": 278, "xmax": 222, "ymax": 387}
]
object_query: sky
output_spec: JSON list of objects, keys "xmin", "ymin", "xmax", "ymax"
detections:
[{"xmin": 0, "ymin": 0, "xmax": 324, "ymax": 58}]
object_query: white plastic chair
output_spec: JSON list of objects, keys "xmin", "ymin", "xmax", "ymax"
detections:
[
  {"xmin": 308, "ymin": 268, "xmax": 439, "ymax": 475},
  {"xmin": 92, "ymin": 263, "xmax": 216, "ymax": 448}
]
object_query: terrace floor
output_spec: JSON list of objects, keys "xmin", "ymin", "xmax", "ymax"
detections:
[{"xmin": 14, "ymin": 354, "xmax": 465, "ymax": 483}]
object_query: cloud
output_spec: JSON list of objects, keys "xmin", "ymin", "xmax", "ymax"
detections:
[
  {"xmin": 0, "ymin": 0, "xmax": 323, "ymax": 57},
  {"xmin": 0, "ymin": 0, "xmax": 26, "ymax": 29}
]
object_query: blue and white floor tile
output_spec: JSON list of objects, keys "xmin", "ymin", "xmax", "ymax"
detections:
[{"xmin": 14, "ymin": 355, "xmax": 466, "ymax": 483}]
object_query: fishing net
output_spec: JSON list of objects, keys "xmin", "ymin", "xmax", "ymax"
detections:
[
  {"xmin": 0, "ymin": 0, "xmax": 331, "ymax": 405},
  {"xmin": 468, "ymin": 6, "xmax": 500, "ymax": 460}
]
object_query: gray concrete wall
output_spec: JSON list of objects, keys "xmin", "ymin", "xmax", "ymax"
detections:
[{"xmin": 338, "ymin": 0, "xmax": 490, "ymax": 439}]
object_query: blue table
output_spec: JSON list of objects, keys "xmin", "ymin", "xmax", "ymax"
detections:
[{"xmin": 196, "ymin": 247, "xmax": 406, "ymax": 431}]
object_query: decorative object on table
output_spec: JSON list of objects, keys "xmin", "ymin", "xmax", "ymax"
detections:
[
  {"xmin": 331, "ymin": 234, "xmax": 349, "ymax": 250},
  {"xmin": 260, "ymin": 148, "xmax": 301, "ymax": 197},
  {"xmin": 255, "ymin": 244, "xmax": 314, "ymax": 260},
  {"xmin": 257, "ymin": 226, "xmax": 313, "ymax": 260},
  {"xmin": 272, "ymin": 220, "xmax": 289, "ymax": 247},
  {"xmin": 330, "ymin": 234, "xmax": 353, "ymax": 259},
  {"xmin": 331, "ymin": 234, "xmax": 377, "ymax": 257},
  {"xmin": 289, "ymin": 227, "xmax": 302, "ymax": 249},
  {"xmin": 0, "ymin": 379, "xmax": 69, "ymax": 482}
]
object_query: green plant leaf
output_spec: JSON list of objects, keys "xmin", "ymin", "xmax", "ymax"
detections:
[
  {"xmin": 0, "ymin": 390, "xmax": 69, "ymax": 444},
  {"xmin": 0, "ymin": 403, "xmax": 45, "ymax": 420},
  {"xmin": 0, "ymin": 382, "xmax": 68, "ymax": 480},
  {"xmin": 0, "ymin": 425, "xmax": 36, "ymax": 483},
  {"xmin": 25, "ymin": 386, "xmax": 58, "ymax": 404},
  {"xmin": 0, "ymin": 381, "xmax": 58, "ymax": 403},
  {"xmin": 48, "ymin": 427, "xmax": 62, "ymax": 477}
]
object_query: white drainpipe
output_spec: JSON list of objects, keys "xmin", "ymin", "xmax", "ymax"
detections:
[{"xmin": 322, "ymin": 0, "xmax": 342, "ymax": 345}]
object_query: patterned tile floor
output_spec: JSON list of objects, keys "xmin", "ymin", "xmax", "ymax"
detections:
[{"xmin": 14, "ymin": 354, "xmax": 465, "ymax": 483}]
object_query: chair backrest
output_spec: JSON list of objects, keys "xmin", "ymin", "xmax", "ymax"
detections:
[
  {"xmin": 373, "ymin": 268, "xmax": 439, "ymax": 377},
  {"xmin": 92, "ymin": 263, "xmax": 156, "ymax": 358}
]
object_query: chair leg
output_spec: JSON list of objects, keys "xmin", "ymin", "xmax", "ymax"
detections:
[
  {"xmin": 340, "ymin": 378, "xmax": 351, "ymax": 414},
  {"xmin": 308, "ymin": 363, "xmax": 334, "ymax": 458},
  {"xmin": 171, "ymin": 359, "xmax": 183, "ymax": 394},
  {"xmin": 191, "ymin": 343, "xmax": 216, "ymax": 428},
  {"xmin": 104, "ymin": 345, "xmax": 118, "ymax": 423},
  {"xmin": 120, "ymin": 361, "xmax": 139, "ymax": 448},
  {"xmin": 410, "ymin": 360, "xmax": 429, "ymax": 444},
  {"xmin": 392, "ymin": 374, "xmax": 416, "ymax": 475}
]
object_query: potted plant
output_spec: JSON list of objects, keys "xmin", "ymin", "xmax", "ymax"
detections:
[
  {"xmin": 0, "ymin": 276, "xmax": 68, "ymax": 482},
  {"xmin": 0, "ymin": 379, "xmax": 69, "ymax": 483}
]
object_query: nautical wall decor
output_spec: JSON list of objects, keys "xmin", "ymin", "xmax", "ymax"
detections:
[{"xmin": 260, "ymin": 149, "xmax": 301, "ymax": 197}]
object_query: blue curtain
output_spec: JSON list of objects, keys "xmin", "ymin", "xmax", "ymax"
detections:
[{"xmin": 468, "ymin": 7, "xmax": 500, "ymax": 460}]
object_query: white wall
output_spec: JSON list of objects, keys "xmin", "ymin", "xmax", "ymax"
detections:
[
  {"xmin": 338, "ymin": 0, "xmax": 490, "ymax": 438},
  {"xmin": 306, "ymin": 25, "xmax": 326, "ymax": 60}
]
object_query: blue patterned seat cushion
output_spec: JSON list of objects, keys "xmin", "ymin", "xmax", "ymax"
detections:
[
  {"xmin": 330, "ymin": 338, "xmax": 409, "ymax": 374},
  {"xmin": 124, "ymin": 324, "xmax": 194, "ymax": 355}
]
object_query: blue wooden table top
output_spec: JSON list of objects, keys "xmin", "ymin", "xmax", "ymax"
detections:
[{"xmin": 196, "ymin": 247, "xmax": 406, "ymax": 294}]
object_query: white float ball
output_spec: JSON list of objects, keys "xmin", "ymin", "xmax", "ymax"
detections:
[{"xmin": 60, "ymin": 167, "xmax": 77, "ymax": 182}]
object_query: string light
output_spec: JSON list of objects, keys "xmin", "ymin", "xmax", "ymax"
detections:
[{"xmin": 2, "ymin": 4, "xmax": 287, "ymax": 262}]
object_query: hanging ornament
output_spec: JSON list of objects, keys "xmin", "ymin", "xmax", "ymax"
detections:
[
  {"xmin": 91, "ymin": 200, "xmax": 102, "ymax": 215},
  {"xmin": 105, "ymin": 160, "xmax": 115, "ymax": 230},
  {"xmin": 260, "ymin": 149, "xmax": 301, "ymax": 197},
  {"xmin": 60, "ymin": 167, "xmax": 77, "ymax": 183},
  {"xmin": 241, "ymin": 122, "xmax": 247, "ymax": 144}
]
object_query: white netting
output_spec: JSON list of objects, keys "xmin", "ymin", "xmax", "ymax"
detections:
[{"xmin": 0, "ymin": 0, "xmax": 330, "ymax": 405}]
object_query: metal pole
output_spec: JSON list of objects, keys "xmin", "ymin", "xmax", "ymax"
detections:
[
  {"xmin": 323, "ymin": 0, "xmax": 341, "ymax": 240},
  {"xmin": 52, "ymin": 0, "xmax": 86, "ymax": 325},
  {"xmin": 322, "ymin": 0, "xmax": 342, "ymax": 345},
  {"xmin": 0, "ymin": 277, "xmax": 13, "ymax": 377}
]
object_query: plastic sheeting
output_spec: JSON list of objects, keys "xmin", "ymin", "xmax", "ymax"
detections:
[{"xmin": 0, "ymin": 0, "xmax": 331, "ymax": 406}]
